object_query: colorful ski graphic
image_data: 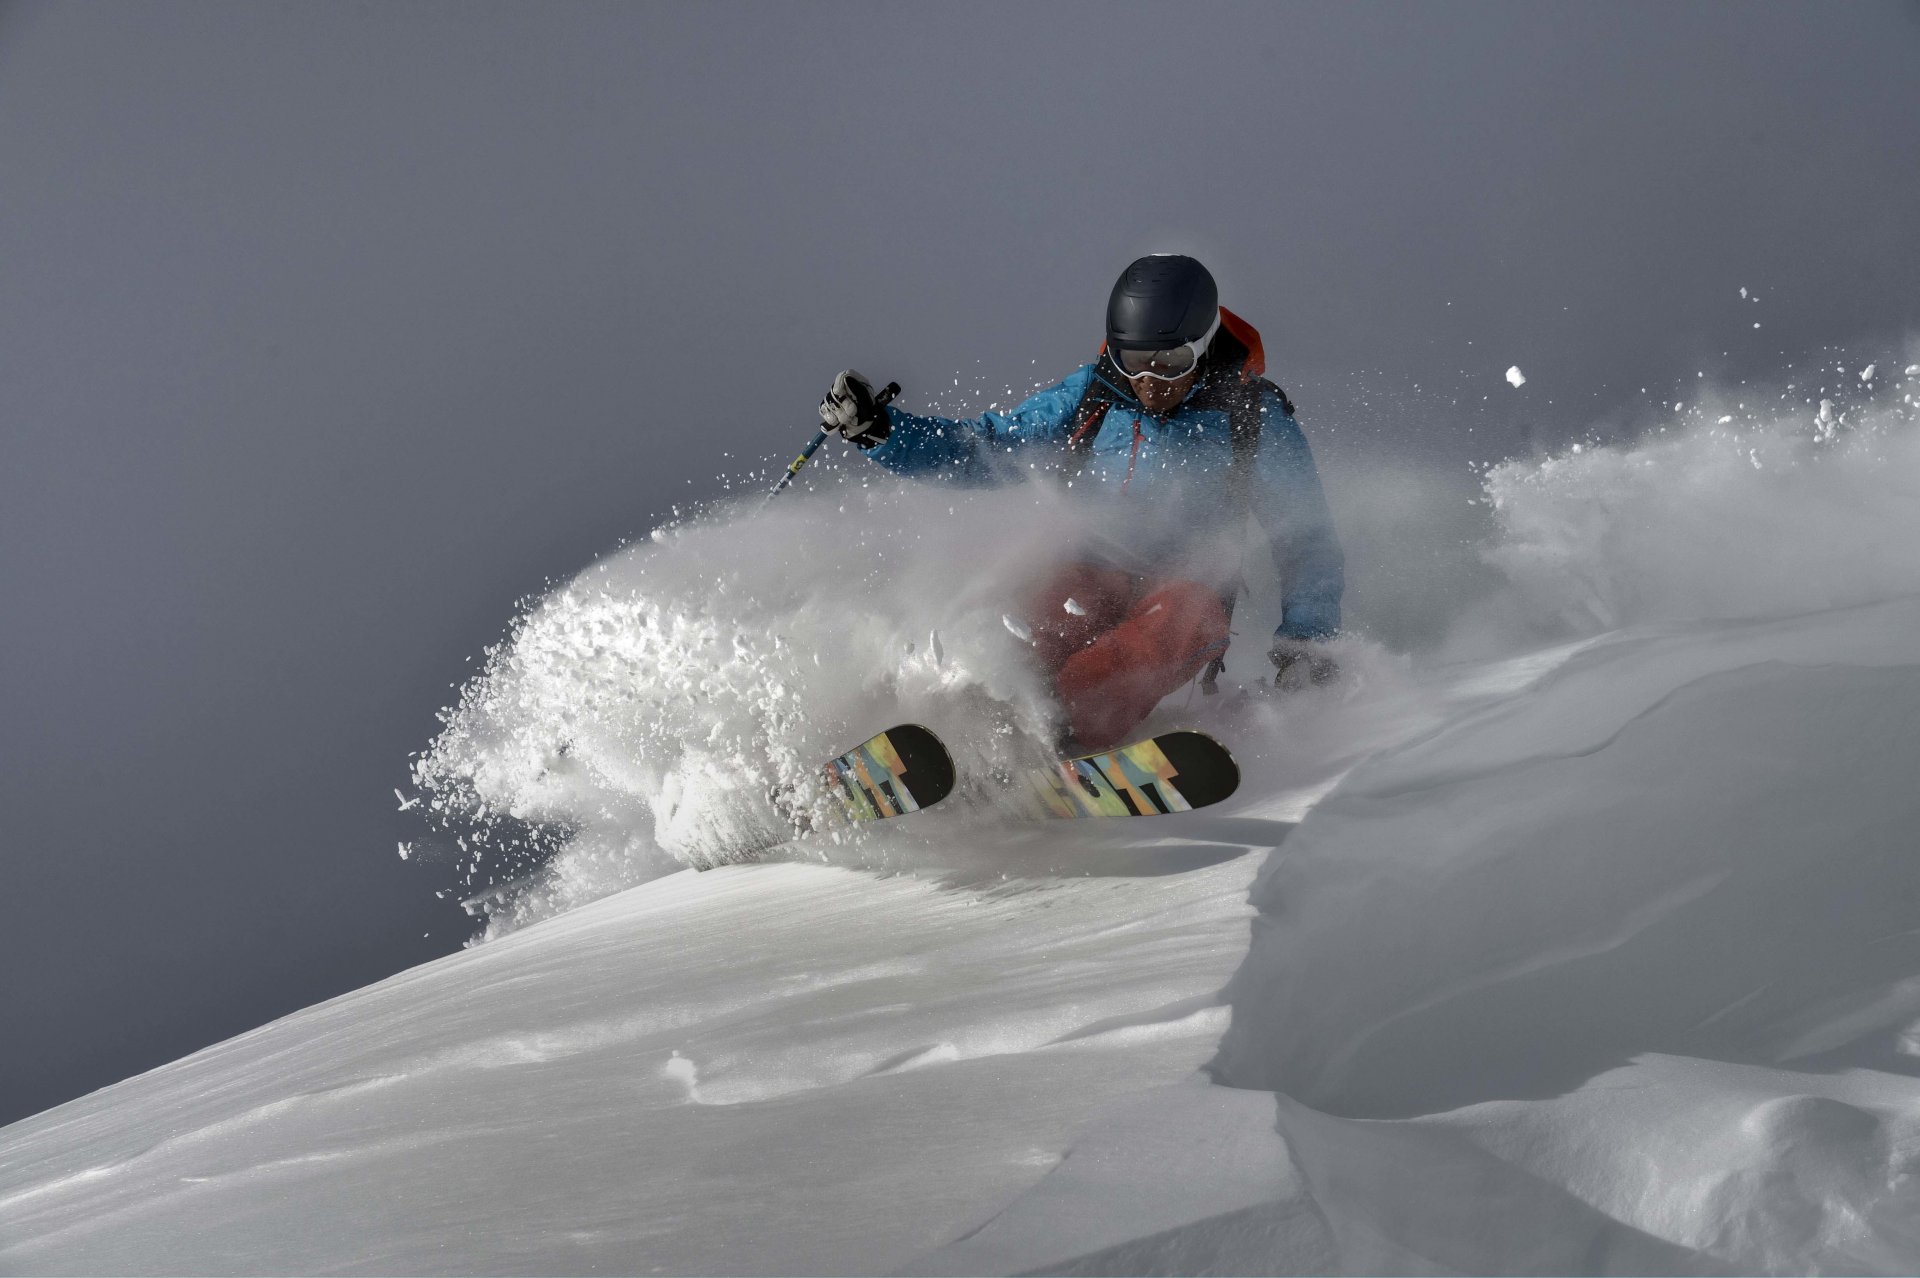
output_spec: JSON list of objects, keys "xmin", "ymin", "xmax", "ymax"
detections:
[
  {"xmin": 823, "ymin": 723, "xmax": 956, "ymax": 822},
  {"xmin": 1026, "ymin": 729, "xmax": 1239, "ymax": 819}
]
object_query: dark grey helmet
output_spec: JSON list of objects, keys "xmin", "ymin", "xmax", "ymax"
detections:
[{"xmin": 1105, "ymin": 255, "xmax": 1219, "ymax": 351}]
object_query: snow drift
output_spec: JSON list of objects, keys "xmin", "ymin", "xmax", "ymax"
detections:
[
  {"xmin": 1201, "ymin": 598, "xmax": 1920, "ymax": 1274},
  {"xmin": 6, "ymin": 362, "xmax": 1920, "ymax": 1274}
]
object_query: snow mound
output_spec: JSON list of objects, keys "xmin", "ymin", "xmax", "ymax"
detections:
[{"xmin": 1200, "ymin": 599, "xmax": 1920, "ymax": 1273}]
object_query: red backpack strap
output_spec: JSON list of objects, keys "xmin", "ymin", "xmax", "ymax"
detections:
[{"xmin": 1067, "ymin": 392, "xmax": 1113, "ymax": 453}]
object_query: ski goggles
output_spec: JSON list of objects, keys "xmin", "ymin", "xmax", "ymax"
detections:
[{"xmin": 1111, "ymin": 310, "xmax": 1220, "ymax": 382}]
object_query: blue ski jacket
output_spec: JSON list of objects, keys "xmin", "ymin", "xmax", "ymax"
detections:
[{"xmin": 862, "ymin": 361, "xmax": 1344, "ymax": 641}]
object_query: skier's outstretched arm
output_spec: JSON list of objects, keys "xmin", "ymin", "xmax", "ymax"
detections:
[
  {"xmin": 852, "ymin": 367, "xmax": 1095, "ymax": 485},
  {"xmin": 1250, "ymin": 390, "xmax": 1345, "ymax": 641}
]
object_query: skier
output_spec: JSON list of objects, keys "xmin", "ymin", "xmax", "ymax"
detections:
[{"xmin": 817, "ymin": 254, "xmax": 1344, "ymax": 752}]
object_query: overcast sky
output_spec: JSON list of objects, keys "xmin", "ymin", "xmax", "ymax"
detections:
[{"xmin": 2, "ymin": 1, "xmax": 1915, "ymax": 1127}]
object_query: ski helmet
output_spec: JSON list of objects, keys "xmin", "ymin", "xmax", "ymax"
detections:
[{"xmin": 1105, "ymin": 255, "xmax": 1219, "ymax": 353}]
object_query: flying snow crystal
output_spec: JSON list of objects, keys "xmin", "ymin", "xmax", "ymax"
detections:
[
  {"xmin": 1861, "ymin": 365, "xmax": 1876, "ymax": 382},
  {"xmin": 397, "ymin": 842, "xmax": 412, "ymax": 861},
  {"xmin": 1001, "ymin": 614, "xmax": 1033, "ymax": 643},
  {"xmin": 1506, "ymin": 366, "xmax": 1526, "ymax": 388},
  {"xmin": 1062, "ymin": 597, "xmax": 1088, "ymax": 616},
  {"xmin": 394, "ymin": 788, "xmax": 419, "ymax": 812},
  {"xmin": 1906, "ymin": 365, "xmax": 1919, "ymax": 377}
]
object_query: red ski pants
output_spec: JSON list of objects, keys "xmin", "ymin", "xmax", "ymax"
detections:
[{"xmin": 1022, "ymin": 563, "xmax": 1230, "ymax": 751}]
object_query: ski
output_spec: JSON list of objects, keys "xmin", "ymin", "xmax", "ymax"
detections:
[
  {"xmin": 821, "ymin": 723, "xmax": 956, "ymax": 823},
  {"xmin": 1024, "ymin": 729, "xmax": 1239, "ymax": 819}
]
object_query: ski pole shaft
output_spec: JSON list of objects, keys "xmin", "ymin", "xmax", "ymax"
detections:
[
  {"xmin": 767, "ymin": 429, "xmax": 830, "ymax": 501},
  {"xmin": 767, "ymin": 381, "xmax": 898, "ymax": 502}
]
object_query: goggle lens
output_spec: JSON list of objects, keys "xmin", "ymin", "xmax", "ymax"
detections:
[
  {"xmin": 1110, "ymin": 310, "xmax": 1220, "ymax": 382},
  {"xmin": 1116, "ymin": 346, "xmax": 1200, "ymax": 378}
]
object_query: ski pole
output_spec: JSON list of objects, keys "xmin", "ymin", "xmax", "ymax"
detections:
[{"xmin": 766, "ymin": 381, "xmax": 899, "ymax": 502}]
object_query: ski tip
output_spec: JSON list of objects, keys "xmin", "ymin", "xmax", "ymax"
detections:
[
  {"xmin": 1053, "ymin": 729, "xmax": 1240, "ymax": 814},
  {"xmin": 867, "ymin": 723, "xmax": 957, "ymax": 809},
  {"xmin": 1149, "ymin": 730, "xmax": 1240, "ymax": 808},
  {"xmin": 885, "ymin": 723, "xmax": 955, "ymax": 798}
]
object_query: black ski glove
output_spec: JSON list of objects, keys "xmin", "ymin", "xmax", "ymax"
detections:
[
  {"xmin": 819, "ymin": 369, "xmax": 893, "ymax": 447},
  {"xmin": 1269, "ymin": 636, "xmax": 1339, "ymax": 691}
]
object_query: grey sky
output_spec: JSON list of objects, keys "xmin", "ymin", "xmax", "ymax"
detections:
[{"xmin": 2, "ymin": 1, "xmax": 1915, "ymax": 1127}]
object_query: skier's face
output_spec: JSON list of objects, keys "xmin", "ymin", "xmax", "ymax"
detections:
[{"xmin": 1129, "ymin": 370, "xmax": 1195, "ymax": 414}]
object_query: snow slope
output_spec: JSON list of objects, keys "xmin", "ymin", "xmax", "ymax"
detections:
[
  {"xmin": 0, "ymin": 825, "xmax": 1276, "ymax": 1275},
  {"xmin": 6, "ymin": 377, "xmax": 1920, "ymax": 1274}
]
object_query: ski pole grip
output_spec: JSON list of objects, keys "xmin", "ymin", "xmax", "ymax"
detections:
[{"xmin": 766, "ymin": 380, "xmax": 901, "ymax": 501}]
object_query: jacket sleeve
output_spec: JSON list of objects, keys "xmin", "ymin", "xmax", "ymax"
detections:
[
  {"xmin": 1249, "ymin": 388, "xmax": 1345, "ymax": 640},
  {"xmin": 860, "ymin": 365, "xmax": 1094, "ymax": 485}
]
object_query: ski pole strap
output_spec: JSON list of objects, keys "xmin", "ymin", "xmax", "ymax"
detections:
[
  {"xmin": 1198, "ymin": 585, "xmax": 1241, "ymax": 695},
  {"xmin": 767, "ymin": 382, "xmax": 899, "ymax": 501}
]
